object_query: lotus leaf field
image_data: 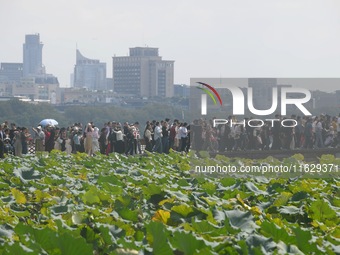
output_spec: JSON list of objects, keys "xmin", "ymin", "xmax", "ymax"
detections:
[{"xmin": 0, "ymin": 150, "xmax": 339, "ymax": 254}]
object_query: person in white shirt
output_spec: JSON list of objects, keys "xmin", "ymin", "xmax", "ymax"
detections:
[
  {"xmin": 180, "ymin": 123, "xmax": 188, "ymax": 152},
  {"xmin": 133, "ymin": 122, "xmax": 142, "ymax": 154},
  {"xmin": 113, "ymin": 125, "xmax": 125, "ymax": 154},
  {"xmin": 314, "ymin": 117, "xmax": 324, "ymax": 148},
  {"xmin": 175, "ymin": 123, "xmax": 181, "ymax": 151},
  {"xmin": 32, "ymin": 126, "xmax": 45, "ymax": 152},
  {"xmin": 65, "ymin": 138, "xmax": 72, "ymax": 154},
  {"xmin": 152, "ymin": 122, "xmax": 163, "ymax": 153},
  {"xmin": 92, "ymin": 126, "xmax": 100, "ymax": 154}
]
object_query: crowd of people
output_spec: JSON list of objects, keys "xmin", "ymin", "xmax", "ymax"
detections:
[
  {"xmin": 0, "ymin": 119, "xmax": 191, "ymax": 158},
  {"xmin": 0, "ymin": 113, "xmax": 340, "ymax": 158},
  {"xmin": 191, "ymin": 114, "xmax": 340, "ymax": 152}
]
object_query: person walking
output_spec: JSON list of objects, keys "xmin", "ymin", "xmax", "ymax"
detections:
[
  {"xmin": 144, "ymin": 124, "xmax": 153, "ymax": 152},
  {"xmin": 32, "ymin": 126, "xmax": 45, "ymax": 152},
  {"xmin": 14, "ymin": 128, "xmax": 22, "ymax": 157},
  {"xmin": 84, "ymin": 123, "xmax": 94, "ymax": 156},
  {"xmin": 152, "ymin": 122, "xmax": 163, "ymax": 153},
  {"xmin": 180, "ymin": 123, "xmax": 188, "ymax": 152},
  {"xmin": 314, "ymin": 118, "xmax": 324, "ymax": 148},
  {"xmin": 162, "ymin": 121, "xmax": 169, "ymax": 153},
  {"xmin": 92, "ymin": 126, "xmax": 100, "ymax": 155}
]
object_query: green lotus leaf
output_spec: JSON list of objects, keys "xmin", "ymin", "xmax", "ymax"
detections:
[
  {"xmin": 219, "ymin": 178, "xmax": 236, "ymax": 187},
  {"xmin": 260, "ymin": 221, "xmax": 295, "ymax": 244},
  {"xmin": 225, "ymin": 210, "xmax": 258, "ymax": 232},
  {"xmin": 244, "ymin": 181, "xmax": 268, "ymax": 195},
  {"xmin": 309, "ymin": 199, "xmax": 337, "ymax": 222},
  {"xmin": 142, "ymin": 183, "xmax": 162, "ymax": 197},
  {"xmin": 292, "ymin": 227, "xmax": 319, "ymax": 254},
  {"xmin": 82, "ymin": 188, "xmax": 101, "ymax": 205},
  {"xmin": 97, "ymin": 175, "xmax": 122, "ymax": 186},
  {"xmin": 0, "ymin": 181, "xmax": 10, "ymax": 190},
  {"xmin": 14, "ymin": 167, "xmax": 42, "ymax": 181},
  {"xmin": 118, "ymin": 208, "xmax": 139, "ymax": 222},
  {"xmin": 273, "ymin": 192, "xmax": 292, "ymax": 207},
  {"xmin": 171, "ymin": 230, "xmax": 207, "ymax": 255},
  {"xmin": 291, "ymin": 191, "xmax": 309, "ymax": 201},
  {"xmin": 171, "ymin": 204, "xmax": 194, "ymax": 217},
  {"xmin": 146, "ymin": 221, "xmax": 172, "ymax": 255}
]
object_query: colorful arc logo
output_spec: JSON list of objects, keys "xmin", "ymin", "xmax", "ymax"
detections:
[{"xmin": 196, "ymin": 82, "xmax": 223, "ymax": 115}]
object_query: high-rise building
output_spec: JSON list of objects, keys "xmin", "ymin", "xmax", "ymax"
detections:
[
  {"xmin": 73, "ymin": 49, "xmax": 107, "ymax": 90},
  {"xmin": 23, "ymin": 34, "xmax": 44, "ymax": 77},
  {"xmin": 112, "ymin": 47, "xmax": 174, "ymax": 98},
  {"xmin": 0, "ymin": 63, "xmax": 23, "ymax": 83}
]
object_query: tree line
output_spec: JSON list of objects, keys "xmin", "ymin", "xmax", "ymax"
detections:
[{"xmin": 0, "ymin": 99, "xmax": 188, "ymax": 128}]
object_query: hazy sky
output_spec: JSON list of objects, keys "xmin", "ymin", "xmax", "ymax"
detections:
[{"xmin": 1, "ymin": 0, "xmax": 339, "ymax": 90}]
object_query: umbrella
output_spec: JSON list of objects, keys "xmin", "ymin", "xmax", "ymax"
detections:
[{"xmin": 39, "ymin": 119, "xmax": 58, "ymax": 127}]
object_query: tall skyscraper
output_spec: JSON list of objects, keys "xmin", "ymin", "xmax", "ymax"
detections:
[
  {"xmin": 112, "ymin": 47, "xmax": 174, "ymax": 98},
  {"xmin": 23, "ymin": 34, "xmax": 44, "ymax": 77},
  {"xmin": 73, "ymin": 49, "xmax": 107, "ymax": 90}
]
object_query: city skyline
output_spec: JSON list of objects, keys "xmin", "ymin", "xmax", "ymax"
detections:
[{"xmin": 1, "ymin": 0, "xmax": 340, "ymax": 91}]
